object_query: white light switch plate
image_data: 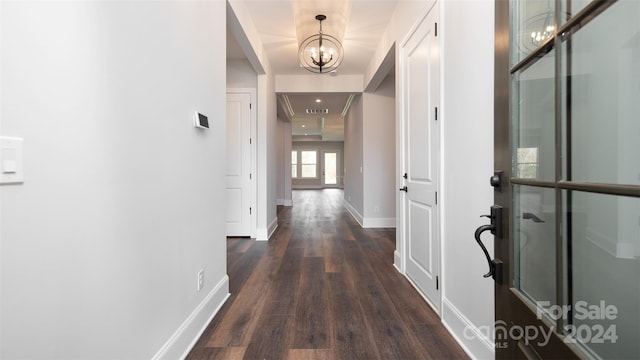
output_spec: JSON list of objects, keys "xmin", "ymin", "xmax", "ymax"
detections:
[{"xmin": 0, "ymin": 137, "xmax": 24, "ymax": 184}]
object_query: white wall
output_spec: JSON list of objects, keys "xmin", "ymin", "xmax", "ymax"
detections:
[
  {"xmin": 275, "ymin": 74, "xmax": 364, "ymax": 93},
  {"xmin": 276, "ymin": 118, "xmax": 285, "ymax": 203},
  {"xmin": 440, "ymin": 1, "xmax": 495, "ymax": 358},
  {"xmin": 365, "ymin": 1, "xmax": 430, "ymax": 90},
  {"xmin": 283, "ymin": 121, "xmax": 292, "ymax": 206},
  {"xmin": 0, "ymin": 2, "xmax": 228, "ymax": 359},
  {"xmin": 256, "ymin": 73, "xmax": 278, "ymax": 240},
  {"xmin": 227, "ymin": 59, "xmax": 257, "ymax": 88},
  {"xmin": 266, "ymin": 75, "xmax": 278, "ymax": 234},
  {"xmin": 343, "ymin": 95, "xmax": 364, "ymax": 222},
  {"xmin": 362, "ymin": 73, "xmax": 396, "ymax": 227}
]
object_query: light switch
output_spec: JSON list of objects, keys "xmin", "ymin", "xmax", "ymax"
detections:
[{"xmin": 0, "ymin": 137, "xmax": 24, "ymax": 184}]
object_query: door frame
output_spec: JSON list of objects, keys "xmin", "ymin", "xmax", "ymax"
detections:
[
  {"xmin": 396, "ymin": 0, "xmax": 442, "ymax": 312},
  {"xmin": 226, "ymin": 88, "xmax": 257, "ymax": 238}
]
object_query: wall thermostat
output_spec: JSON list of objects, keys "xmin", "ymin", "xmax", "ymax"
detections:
[{"xmin": 193, "ymin": 111, "xmax": 209, "ymax": 129}]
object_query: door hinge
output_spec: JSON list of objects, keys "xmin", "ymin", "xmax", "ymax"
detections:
[
  {"xmin": 435, "ymin": 22, "xmax": 438, "ymax": 36},
  {"xmin": 435, "ymin": 107, "xmax": 438, "ymax": 121},
  {"xmin": 249, "ymin": 103, "xmax": 252, "ymax": 109},
  {"xmin": 249, "ymin": 138, "xmax": 252, "ymax": 145},
  {"xmin": 436, "ymin": 275, "xmax": 439, "ymax": 290},
  {"xmin": 249, "ymin": 173, "xmax": 252, "ymax": 180},
  {"xmin": 249, "ymin": 207, "xmax": 252, "ymax": 215},
  {"xmin": 435, "ymin": 191, "xmax": 438, "ymax": 204}
]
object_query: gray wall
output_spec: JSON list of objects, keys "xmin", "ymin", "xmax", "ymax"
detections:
[
  {"xmin": 344, "ymin": 95, "xmax": 364, "ymax": 215},
  {"xmin": 342, "ymin": 75, "xmax": 396, "ymax": 227},
  {"xmin": 227, "ymin": 59, "xmax": 257, "ymax": 88},
  {"xmin": 0, "ymin": 2, "xmax": 228, "ymax": 358},
  {"xmin": 276, "ymin": 119, "xmax": 293, "ymax": 205},
  {"xmin": 363, "ymin": 74, "xmax": 396, "ymax": 222}
]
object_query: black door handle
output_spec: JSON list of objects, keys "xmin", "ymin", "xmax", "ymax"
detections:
[
  {"xmin": 474, "ymin": 205, "xmax": 503, "ymax": 282},
  {"xmin": 474, "ymin": 224, "xmax": 495, "ymax": 278},
  {"xmin": 399, "ymin": 186, "xmax": 408, "ymax": 192}
]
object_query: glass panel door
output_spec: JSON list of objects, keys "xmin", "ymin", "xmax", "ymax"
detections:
[
  {"xmin": 322, "ymin": 151, "xmax": 339, "ymax": 188},
  {"xmin": 495, "ymin": 0, "xmax": 640, "ymax": 358}
]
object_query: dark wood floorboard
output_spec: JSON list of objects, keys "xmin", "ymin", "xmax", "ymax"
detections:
[{"xmin": 187, "ymin": 189, "xmax": 469, "ymax": 360}]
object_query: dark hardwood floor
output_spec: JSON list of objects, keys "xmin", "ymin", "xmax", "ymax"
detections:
[{"xmin": 187, "ymin": 189, "xmax": 469, "ymax": 360}]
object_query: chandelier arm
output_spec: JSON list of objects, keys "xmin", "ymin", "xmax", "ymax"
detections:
[{"xmin": 318, "ymin": 33, "xmax": 323, "ymax": 72}]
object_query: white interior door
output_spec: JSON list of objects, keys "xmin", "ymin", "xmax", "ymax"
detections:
[
  {"xmin": 401, "ymin": 3, "xmax": 440, "ymax": 310},
  {"xmin": 226, "ymin": 93, "xmax": 252, "ymax": 236},
  {"xmin": 322, "ymin": 150, "xmax": 339, "ymax": 188}
]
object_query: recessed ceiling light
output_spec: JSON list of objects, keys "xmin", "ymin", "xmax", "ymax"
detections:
[
  {"xmin": 315, "ymin": 99, "xmax": 322, "ymax": 103},
  {"xmin": 304, "ymin": 133, "xmax": 308, "ymax": 136},
  {"xmin": 302, "ymin": 125, "xmax": 306, "ymax": 128}
]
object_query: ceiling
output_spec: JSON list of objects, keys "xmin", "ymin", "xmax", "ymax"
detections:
[
  {"xmin": 278, "ymin": 93, "xmax": 355, "ymax": 141},
  {"xmin": 227, "ymin": 0, "xmax": 398, "ymax": 141}
]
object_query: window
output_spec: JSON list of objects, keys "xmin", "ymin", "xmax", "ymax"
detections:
[
  {"xmin": 300, "ymin": 151, "xmax": 317, "ymax": 178},
  {"xmin": 291, "ymin": 150, "xmax": 298, "ymax": 178},
  {"xmin": 291, "ymin": 149, "xmax": 318, "ymax": 179},
  {"xmin": 516, "ymin": 147, "xmax": 538, "ymax": 178}
]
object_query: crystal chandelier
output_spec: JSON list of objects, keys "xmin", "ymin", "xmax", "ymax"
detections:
[{"xmin": 298, "ymin": 15, "xmax": 344, "ymax": 74}]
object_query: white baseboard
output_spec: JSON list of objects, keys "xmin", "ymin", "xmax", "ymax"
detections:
[
  {"xmin": 441, "ymin": 297, "xmax": 495, "ymax": 360},
  {"xmin": 362, "ymin": 217, "xmax": 396, "ymax": 228},
  {"xmin": 343, "ymin": 201, "xmax": 395, "ymax": 229},
  {"xmin": 394, "ymin": 250, "xmax": 402, "ymax": 273},
  {"xmin": 267, "ymin": 216, "xmax": 278, "ymax": 239},
  {"xmin": 152, "ymin": 275, "xmax": 230, "ymax": 360},
  {"xmin": 256, "ymin": 216, "xmax": 278, "ymax": 241},
  {"xmin": 256, "ymin": 228, "xmax": 268, "ymax": 241},
  {"xmin": 343, "ymin": 200, "xmax": 364, "ymax": 227}
]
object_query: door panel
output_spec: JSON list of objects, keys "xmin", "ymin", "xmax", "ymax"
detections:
[
  {"xmin": 408, "ymin": 201, "xmax": 433, "ymax": 274},
  {"xmin": 226, "ymin": 93, "xmax": 251, "ymax": 236},
  {"xmin": 402, "ymin": 3, "xmax": 440, "ymax": 309}
]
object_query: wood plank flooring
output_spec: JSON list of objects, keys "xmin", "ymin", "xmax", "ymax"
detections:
[{"xmin": 187, "ymin": 189, "xmax": 469, "ymax": 360}]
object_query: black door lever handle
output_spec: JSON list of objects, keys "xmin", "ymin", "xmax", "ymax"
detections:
[
  {"xmin": 473, "ymin": 205, "xmax": 503, "ymax": 281},
  {"xmin": 399, "ymin": 186, "xmax": 408, "ymax": 192},
  {"xmin": 474, "ymin": 224, "xmax": 495, "ymax": 278}
]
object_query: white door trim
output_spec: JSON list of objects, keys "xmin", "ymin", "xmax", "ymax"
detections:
[{"xmin": 227, "ymin": 88, "xmax": 257, "ymax": 238}]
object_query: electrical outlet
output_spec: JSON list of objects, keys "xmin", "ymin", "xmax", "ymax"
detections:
[{"xmin": 197, "ymin": 269, "xmax": 204, "ymax": 291}]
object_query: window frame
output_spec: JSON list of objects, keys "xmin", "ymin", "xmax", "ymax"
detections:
[{"xmin": 291, "ymin": 148, "xmax": 320, "ymax": 179}]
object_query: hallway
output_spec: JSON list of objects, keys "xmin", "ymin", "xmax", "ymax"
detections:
[{"xmin": 188, "ymin": 190, "xmax": 468, "ymax": 359}]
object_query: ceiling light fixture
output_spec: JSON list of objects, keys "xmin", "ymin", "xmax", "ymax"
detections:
[{"xmin": 299, "ymin": 15, "xmax": 344, "ymax": 74}]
